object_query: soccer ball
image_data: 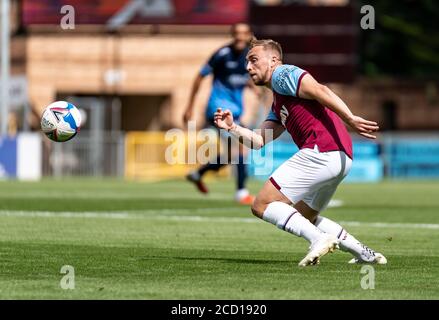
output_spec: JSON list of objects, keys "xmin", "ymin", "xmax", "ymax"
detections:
[{"xmin": 40, "ymin": 101, "xmax": 82, "ymax": 142}]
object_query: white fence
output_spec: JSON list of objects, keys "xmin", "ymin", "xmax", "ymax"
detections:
[{"xmin": 44, "ymin": 131, "xmax": 125, "ymax": 177}]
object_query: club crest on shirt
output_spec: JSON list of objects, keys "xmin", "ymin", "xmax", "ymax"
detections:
[{"xmin": 280, "ymin": 105, "xmax": 288, "ymax": 127}]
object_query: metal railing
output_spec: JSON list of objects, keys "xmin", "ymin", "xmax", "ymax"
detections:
[
  {"xmin": 45, "ymin": 131, "xmax": 125, "ymax": 177},
  {"xmin": 42, "ymin": 130, "xmax": 439, "ymax": 180}
]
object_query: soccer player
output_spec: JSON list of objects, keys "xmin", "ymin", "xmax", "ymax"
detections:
[
  {"xmin": 183, "ymin": 23, "xmax": 256, "ymax": 205},
  {"xmin": 214, "ymin": 39, "xmax": 387, "ymax": 266}
]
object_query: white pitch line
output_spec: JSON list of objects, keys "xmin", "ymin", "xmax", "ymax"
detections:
[
  {"xmin": 0, "ymin": 193, "xmax": 233, "ymax": 200},
  {"xmin": 338, "ymin": 221, "xmax": 439, "ymax": 230},
  {"xmin": 0, "ymin": 210, "xmax": 438, "ymax": 230},
  {"xmin": 328, "ymin": 199, "xmax": 343, "ymax": 208},
  {"xmin": 0, "ymin": 210, "xmax": 257, "ymax": 223}
]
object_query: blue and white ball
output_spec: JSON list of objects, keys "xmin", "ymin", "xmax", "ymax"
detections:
[{"xmin": 41, "ymin": 101, "xmax": 82, "ymax": 142}]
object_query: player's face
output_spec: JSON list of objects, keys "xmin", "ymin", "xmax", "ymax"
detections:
[
  {"xmin": 246, "ymin": 46, "xmax": 276, "ymax": 86},
  {"xmin": 232, "ymin": 24, "xmax": 253, "ymax": 51}
]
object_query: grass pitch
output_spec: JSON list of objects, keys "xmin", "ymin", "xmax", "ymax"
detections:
[{"xmin": 0, "ymin": 178, "xmax": 438, "ymax": 299}]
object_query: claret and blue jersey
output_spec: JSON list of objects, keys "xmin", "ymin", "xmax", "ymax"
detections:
[
  {"xmin": 200, "ymin": 44, "xmax": 249, "ymax": 120},
  {"xmin": 265, "ymin": 64, "xmax": 309, "ymax": 123},
  {"xmin": 266, "ymin": 64, "xmax": 353, "ymax": 159}
]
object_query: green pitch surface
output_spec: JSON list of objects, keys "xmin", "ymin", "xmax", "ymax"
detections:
[{"xmin": 0, "ymin": 179, "xmax": 438, "ymax": 299}]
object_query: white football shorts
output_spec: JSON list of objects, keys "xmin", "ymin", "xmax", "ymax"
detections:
[{"xmin": 269, "ymin": 145, "xmax": 352, "ymax": 212}]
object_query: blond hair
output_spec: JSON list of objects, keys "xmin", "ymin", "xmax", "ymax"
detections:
[{"xmin": 249, "ymin": 39, "xmax": 283, "ymax": 61}]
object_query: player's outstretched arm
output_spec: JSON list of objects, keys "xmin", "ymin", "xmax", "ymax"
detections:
[
  {"xmin": 213, "ymin": 108, "xmax": 284, "ymax": 149},
  {"xmin": 298, "ymin": 74, "xmax": 379, "ymax": 139},
  {"xmin": 183, "ymin": 74, "xmax": 204, "ymax": 124}
]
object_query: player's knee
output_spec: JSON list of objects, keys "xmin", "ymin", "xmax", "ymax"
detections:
[
  {"xmin": 251, "ymin": 198, "xmax": 266, "ymax": 218},
  {"xmin": 250, "ymin": 204, "xmax": 261, "ymax": 217},
  {"xmin": 294, "ymin": 200, "xmax": 319, "ymax": 223}
]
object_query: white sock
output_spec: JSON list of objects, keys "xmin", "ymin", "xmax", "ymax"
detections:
[
  {"xmin": 314, "ymin": 216, "xmax": 365, "ymax": 258},
  {"xmin": 263, "ymin": 202, "xmax": 324, "ymax": 244},
  {"xmin": 235, "ymin": 188, "xmax": 249, "ymax": 201}
]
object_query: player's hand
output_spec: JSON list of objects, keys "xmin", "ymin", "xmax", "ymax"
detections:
[
  {"xmin": 348, "ymin": 115, "xmax": 379, "ymax": 139},
  {"xmin": 214, "ymin": 108, "xmax": 235, "ymax": 131}
]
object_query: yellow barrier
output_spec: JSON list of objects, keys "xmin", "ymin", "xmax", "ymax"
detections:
[{"xmin": 125, "ymin": 131, "xmax": 230, "ymax": 180}]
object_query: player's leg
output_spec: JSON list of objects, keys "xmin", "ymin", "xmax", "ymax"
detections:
[
  {"xmin": 300, "ymin": 151, "xmax": 387, "ymax": 264},
  {"xmin": 186, "ymin": 124, "xmax": 226, "ymax": 194},
  {"xmin": 259, "ymin": 146, "xmax": 375, "ymax": 266},
  {"xmin": 314, "ymin": 215, "xmax": 387, "ymax": 264},
  {"xmin": 195, "ymin": 155, "xmax": 226, "ymax": 177},
  {"xmin": 310, "ymin": 184, "xmax": 388, "ymax": 264},
  {"xmin": 251, "ymin": 179, "xmax": 331, "ymax": 245},
  {"xmin": 297, "ymin": 190, "xmax": 386, "ymax": 264},
  {"xmin": 252, "ymin": 176, "xmax": 338, "ymax": 267},
  {"xmin": 186, "ymin": 162, "xmax": 225, "ymax": 194},
  {"xmin": 234, "ymin": 142, "xmax": 255, "ymax": 204}
]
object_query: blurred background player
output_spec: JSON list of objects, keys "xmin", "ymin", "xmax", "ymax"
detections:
[
  {"xmin": 214, "ymin": 39, "xmax": 387, "ymax": 266},
  {"xmin": 183, "ymin": 23, "xmax": 256, "ymax": 205}
]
